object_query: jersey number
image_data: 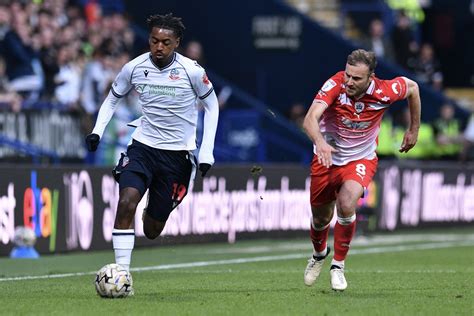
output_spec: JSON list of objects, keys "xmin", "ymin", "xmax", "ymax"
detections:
[
  {"xmin": 355, "ymin": 164, "xmax": 366, "ymax": 178},
  {"xmin": 172, "ymin": 183, "xmax": 187, "ymax": 202}
]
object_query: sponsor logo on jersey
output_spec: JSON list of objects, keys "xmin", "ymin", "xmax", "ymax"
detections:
[
  {"xmin": 134, "ymin": 84, "xmax": 176, "ymax": 97},
  {"xmin": 368, "ymin": 102, "xmax": 390, "ymax": 110},
  {"xmin": 391, "ymin": 82, "xmax": 400, "ymax": 95},
  {"xmin": 354, "ymin": 102, "xmax": 365, "ymax": 113},
  {"xmin": 341, "ymin": 117, "xmax": 371, "ymax": 130},
  {"xmin": 169, "ymin": 68, "xmax": 180, "ymax": 80},
  {"xmin": 149, "ymin": 84, "xmax": 176, "ymax": 97},
  {"xmin": 321, "ymin": 79, "xmax": 337, "ymax": 92},
  {"xmin": 202, "ymin": 73, "xmax": 210, "ymax": 85},
  {"xmin": 135, "ymin": 84, "xmax": 146, "ymax": 93},
  {"xmin": 144, "ymin": 70, "xmax": 149, "ymax": 78}
]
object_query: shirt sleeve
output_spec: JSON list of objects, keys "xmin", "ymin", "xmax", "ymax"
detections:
[
  {"xmin": 190, "ymin": 62, "xmax": 214, "ymax": 99},
  {"xmin": 314, "ymin": 72, "xmax": 344, "ymax": 108},
  {"xmin": 380, "ymin": 76, "xmax": 408, "ymax": 103},
  {"xmin": 91, "ymin": 90, "xmax": 122, "ymax": 138},
  {"xmin": 111, "ymin": 62, "xmax": 134, "ymax": 97},
  {"xmin": 198, "ymin": 89, "xmax": 219, "ymax": 165}
]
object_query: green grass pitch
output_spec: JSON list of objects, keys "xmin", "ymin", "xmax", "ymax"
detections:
[{"xmin": 1, "ymin": 228, "xmax": 473, "ymax": 315}]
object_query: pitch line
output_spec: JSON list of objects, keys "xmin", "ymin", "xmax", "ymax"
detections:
[{"xmin": 0, "ymin": 240, "xmax": 472, "ymax": 282}]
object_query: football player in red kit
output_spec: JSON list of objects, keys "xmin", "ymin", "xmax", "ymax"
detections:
[{"xmin": 302, "ymin": 49, "xmax": 421, "ymax": 291}]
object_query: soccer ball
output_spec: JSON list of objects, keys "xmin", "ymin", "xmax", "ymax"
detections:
[
  {"xmin": 13, "ymin": 226, "xmax": 37, "ymax": 247},
  {"xmin": 94, "ymin": 263, "xmax": 134, "ymax": 298}
]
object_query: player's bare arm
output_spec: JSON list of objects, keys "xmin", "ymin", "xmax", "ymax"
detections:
[
  {"xmin": 302, "ymin": 99, "xmax": 337, "ymax": 168},
  {"xmin": 399, "ymin": 77, "xmax": 421, "ymax": 153}
]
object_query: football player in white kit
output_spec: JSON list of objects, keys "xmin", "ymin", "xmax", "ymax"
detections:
[{"xmin": 85, "ymin": 13, "xmax": 219, "ymax": 280}]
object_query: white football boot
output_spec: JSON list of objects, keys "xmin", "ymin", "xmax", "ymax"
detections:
[
  {"xmin": 330, "ymin": 266, "xmax": 347, "ymax": 291},
  {"xmin": 304, "ymin": 247, "xmax": 331, "ymax": 286}
]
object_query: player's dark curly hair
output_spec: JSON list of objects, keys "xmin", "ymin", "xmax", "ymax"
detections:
[
  {"xmin": 146, "ymin": 13, "xmax": 186, "ymax": 40},
  {"xmin": 347, "ymin": 49, "xmax": 377, "ymax": 73}
]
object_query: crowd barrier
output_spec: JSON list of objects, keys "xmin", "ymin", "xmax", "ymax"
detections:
[{"xmin": 0, "ymin": 161, "xmax": 472, "ymax": 256}]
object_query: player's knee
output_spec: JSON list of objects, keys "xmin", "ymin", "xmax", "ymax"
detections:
[
  {"xmin": 143, "ymin": 217, "xmax": 166, "ymax": 240},
  {"xmin": 143, "ymin": 228, "xmax": 160, "ymax": 240},
  {"xmin": 337, "ymin": 197, "xmax": 357, "ymax": 215},
  {"xmin": 143, "ymin": 224, "xmax": 165, "ymax": 240},
  {"xmin": 312, "ymin": 215, "xmax": 332, "ymax": 227},
  {"xmin": 118, "ymin": 197, "xmax": 139, "ymax": 214}
]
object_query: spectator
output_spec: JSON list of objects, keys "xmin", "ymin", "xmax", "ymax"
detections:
[
  {"xmin": 394, "ymin": 108, "xmax": 435, "ymax": 160},
  {"xmin": 0, "ymin": 4, "xmax": 42, "ymax": 101},
  {"xmin": 287, "ymin": 102, "xmax": 306, "ymax": 129},
  {"xmin": 184, "ymin": 40, "xmax": 205, "ymax": 65},
  {"xmin": 411, "ymin": 43, "xmax": 444, "ymax": 91},
  {"xmin": 0, "ymin": 56, "xmax": 22, "ymax": 112},
  {"xmin": 461, "ymin": 113, "xmax": 474, "ymax": 161},
  {"xmin": 80, "ymin": 44, "xmax": 116, "ymax": 115},
  {"xmin": 432, "ymin": 103, "xmax": 463, "ymax": 160},
  {"xmin": 361, "ymin": 18, "xmax": 394, "ymax": 62},
  {"xmin": 54, "ymin": 45, "xmax": 82, "ymax": 108},
  {"xmin": 376, "ymin": 114, "xmax": 396, "ymax": 159},
  {"xmin": 37, "ymin": 26, "xmax": 59, "ymax": 99},
  {"xmin": 391, "ymin": 11, "xmax": 418, "ymax": 69}
]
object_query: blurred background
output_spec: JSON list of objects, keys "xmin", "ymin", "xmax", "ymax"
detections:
[
  {"xmin": 0, "ymin": 0, "xmax": 473, "ymax": 255},
  {"xmin": 0, "ymin": 0, "xmax": 473, "ymax": 164}
]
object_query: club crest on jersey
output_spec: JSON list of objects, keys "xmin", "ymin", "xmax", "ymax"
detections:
[
  {"xmin": 202, "ymin": 73, "xmax": 210, "ymax": 85},
  {"xmin": 169, "ymin": 68, "xmax": 180, "ymax": 80},
  {"xmin": 321, "ymin": 79, "xmax": 337, "ymax": 92},
  {"xmin": 354, "ymin": 101, "xmax": 365, "ymax": 113}
]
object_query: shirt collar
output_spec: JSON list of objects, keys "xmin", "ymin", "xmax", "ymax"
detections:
[{"xmin": 149, "ymin": 52, "xmax": 176, "ymax": 71}]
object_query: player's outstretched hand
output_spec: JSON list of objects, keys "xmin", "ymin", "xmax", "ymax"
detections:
[
  {"xmin": 85, "ymin": 133, "xmax": 100, "ymax": 152},
  {"xmin": 199, "ymin": 163, "xmax": 211, "ymax": 177},
  {"xmin": 399, "ymin": 129, "xmax": 418, "ymax": 153}
]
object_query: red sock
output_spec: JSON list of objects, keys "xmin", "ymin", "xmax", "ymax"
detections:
[
  {"xmin": 333, "ymin": 219, "xmax": 356, "ymax": 261},
  {"xmin": 310, "ymin": 223, "xmax": 330, "ymax": 253}
]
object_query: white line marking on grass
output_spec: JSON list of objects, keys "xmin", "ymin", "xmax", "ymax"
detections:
[
  {"xmin": 1, "ymin": 240, "xmax": 472, "ymax": 282},
  {"xmin": 203, "ymin": 233, "xmax": 474, "ymax": 254}
]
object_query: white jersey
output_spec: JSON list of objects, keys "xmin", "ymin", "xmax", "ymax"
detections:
[{"xmin": 111, "ymin": 52, "xmax": 214, "ymax": 150}]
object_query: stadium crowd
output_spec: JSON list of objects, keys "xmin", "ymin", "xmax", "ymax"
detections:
[
  {"xmin": 0, "ymin": 0, "xmax": 472, "ymax": 162},
  {"xmin": 0, "ymin": 0, "xmax": 135, "ymax": 112}
]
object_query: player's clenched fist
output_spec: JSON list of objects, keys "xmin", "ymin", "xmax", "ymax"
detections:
[
  {"xmin": 199, "ymin": 163, "xmax": 211, "ymax": 177},
  {"xmin": 85, "ymin": 133, "xmax": 100, "ymax": 152}
]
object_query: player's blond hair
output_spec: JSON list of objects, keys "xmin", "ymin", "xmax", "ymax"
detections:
[{"xmin": 347, "ymin": 49, "xmax": 377, "ymax": 73}]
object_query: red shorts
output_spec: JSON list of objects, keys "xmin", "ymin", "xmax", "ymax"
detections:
[{"xmin": 310, "ymin": 156, "xmax": 378, "ymax": 207}]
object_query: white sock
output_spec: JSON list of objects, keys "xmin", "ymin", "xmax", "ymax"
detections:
[
  {"xmin": 112, "ymin": 229, "xmax": 135, "ymax": 272},
  {"xmin": 314, "ymin": 247, "xmax": 327, "ymax": 258},
  {"xmin": 337, "ymin": 214, "xmax": 356, "ymax": 225},
  {"xmin": 331, "ymin": 259, "xmax": 344, "ymax": 269}
]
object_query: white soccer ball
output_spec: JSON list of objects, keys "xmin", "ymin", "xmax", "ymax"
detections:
[
  {"xmin": 13, "ymin": 226, "xmax": 37, "ymax": 247},
  {"xmin": 95, "ymin": 263, "xmax": 134, "ymax": 298}
]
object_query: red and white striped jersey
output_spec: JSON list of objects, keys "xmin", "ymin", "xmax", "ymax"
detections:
[{"xmin": 314, "ymin": 71, "xmax": 408, "ymax": 165}]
